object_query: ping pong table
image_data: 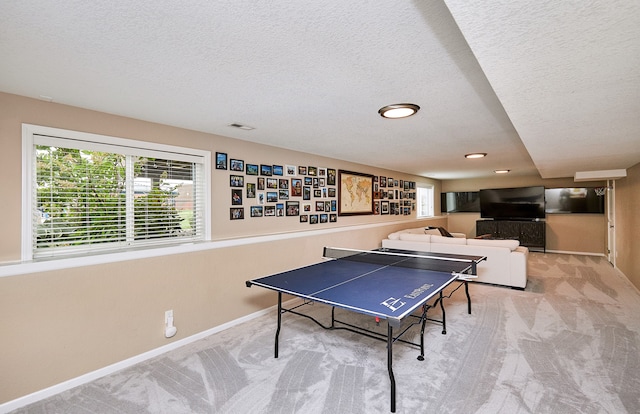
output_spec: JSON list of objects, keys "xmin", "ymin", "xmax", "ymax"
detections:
[{"xmin": 245, "ymin": 247, "xmax": 486, "ymax": 412}]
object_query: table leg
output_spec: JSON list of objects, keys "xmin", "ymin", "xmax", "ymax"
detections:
[
  {"xmin": 439, "ymin": 291, "xmax": 446, "ymax": 335},
  {"xmin": 275, "ymin": 292, "xmax": 282, "ymax": 358},
  {"xmin": 465, "ymin": 281, "xmax": 471, "ymax": 314},
  {"xmin": 387, "ymin": 324, "xmax": 396, "ymax": 413}
]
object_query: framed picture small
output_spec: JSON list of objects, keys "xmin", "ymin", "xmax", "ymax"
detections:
[
  {"xmin": 309, "ymin": 214, "xmax": 318, "ymax": 224},
  {"xmin": 286, "ymin": 201, "xmax": 300, "ymax": 216},
  {"xmin": 303, "ymin": 186, "xmax": 311, "ymax": 200},
  {"xmin": 230, "ymin": 175, "xmax": 244, "ymax": 187},
  {"xmin": 250, "ymin": 206, "xmax": 263, "ymax": 217},
  {"xmin": 264, "ymin": 205, "xmax": 275, "ymax": 216},
  {"xmin": 286, "ymin": 165, "xmax": 297, "ymax": 176},
  {"xmin": 266, "ymin": 178, "xmax": 278, "ymax": 189},
  {"xmin": 257, "ymin": 192, "xmax": 265, "ymax": 204},
  {"xmin": 320, "ymin": 214, "xmax": 328, "ymax": 223},
  {"xmin": 328, "ymin": 188, "xmax": 336, "ymax": 197},
  {"xmin": 381, "ymin": 200, "xmax": 390, "ymax": 215},
  {"xmin": 314, "ymin": 189, "xmax": 322, "ymax": 198},
  {"xmin": 246, "ymin": 163, "xmax": 259, "ymax": 175},
  {"xmin": 279, "ymin": 179, "xmax": 289, "ymax": 189},
  {"xmin": 298, "ymin": 166, "xmax": 307, "ymax": 175},
  {"xmin": 308, "ymin": 166, "xmax": 317, "ymax": 176},
  {"xmin": 330, "ymin": 213, "xmax": 337, "ymax": 222},
  {"xmin": 260, "ymin": 164, "xmax": 272, "ymax": 176},
  {"xmin": 316, "ymin": 201, "xmax": 324, "ymax": 211},
  {"xmin": 230, "ymin": 207, "xmax": 244, "ymax": 220},
  {"xmin": 257, "ymin": 177, "xmax": 265, "ymax": 190},
  {"xmin": 300, "ymin": 214, "xmax": 308, "ymax": 223},
  {"xmin": 246, "ymin": 183, "xmax": 256, "ymax": 198},
  {"xmin": 230, "ymin": 159, "xmax": 244, "ymax": 172},
  {"xmin": 266, "ymin": 191, "xmax": 278, "ymax": 203},
  {"xmin": 272, "ymin": 165, "xmax": 284, "ymax": 176},
  {"xmin": 291, "ymin": 179, "xmax": 302, "ymax": 197},
  {"xmin": 279, "ymin": 189, "xmax": 289, "ymax": 200},
  {"xmin": 276, "ymin": 203, "xmax": 284, "ymax": 216},
  {"xmin": 327, "ymin": 168, "xmax": 336, "ymax": 186},
  {"xmin": 216, "ymin": 152, "xmax": 228, "ymax": 170},
  {"xmin": 303, "ymin": 204, "xmax": 311, "ymax": 212},
  {"xmin": 304, "ymin": 177, "xmax": 313, "ymax": 186},
  {"xmin": 318, "ymin": 168, "xmax": 326, "ymax": 177},
  {"xmin": 231, "ymin": 189, "xmax": 242, "ymax": 205}
]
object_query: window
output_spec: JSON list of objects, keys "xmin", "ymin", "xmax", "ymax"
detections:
[
  {"xmin": 417, "ymin": 185, "xmax": 434, "ymax": 217},
  {"xmin": 22, "ymin": 125, "xmax": 210, "ymax": 260}
]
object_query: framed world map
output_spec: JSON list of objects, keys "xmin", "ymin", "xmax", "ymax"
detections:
[{"xmin": 338, "ymin": 170, "xmax": 374, "ymax": 215}]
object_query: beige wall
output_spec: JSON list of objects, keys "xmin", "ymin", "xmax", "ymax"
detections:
[
  {"xmin": 0, "ymin": 92, "xmax": 444, "ymax": 403},
  {"xmin": 442, "ymin": 176, "xmax": 608, "ymax": 254},
  {"xmin": 615, "ymin": 162, "xmax": 640, "ymax": 289}
]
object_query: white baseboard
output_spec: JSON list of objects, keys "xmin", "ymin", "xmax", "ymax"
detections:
[
  {"xmin": 0, "ymin": 300, "xmax": 298, "ymax": 414},
  {"xmin": 544, "ymin": 249, "xmax": 606, "ymax": 257}
]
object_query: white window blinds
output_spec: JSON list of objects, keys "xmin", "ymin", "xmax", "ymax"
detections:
[{"xmin": 24, "ymin": 126, "xmax": 209, "ymax": 260}]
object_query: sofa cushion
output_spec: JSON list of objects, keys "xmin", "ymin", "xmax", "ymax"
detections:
[
  {"xmin": 430, "ymin": 235, "xmax": 467, "ymax": 245},
  {"xmin": 398, "ymin": 233, "xmax": 431, "ymax": 242},
  {"xmin": 467, "ymin": 238, "xmax": 520, "ymax": 251},
  {"xmin": 387, "ymin": 231, "xmax": 402, "ymax": 240}
]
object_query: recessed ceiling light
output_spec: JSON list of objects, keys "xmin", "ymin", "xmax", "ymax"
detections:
[
  {"xmin": 228, "ymin": 123, "xmax": 255, "ymax": 130},
  {"xmin": 464, "ymin": 153, "xmax": 487, "ymax": 159},
  {"xmin": 494, "ymin": 169, "xmax": 511, "ymax": 174},
  {"xmin": 378, "ymin": 103, "xmax": 420, "ymax": 119}
]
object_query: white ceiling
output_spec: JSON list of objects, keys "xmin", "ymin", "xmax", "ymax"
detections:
[{"xmin": 1, "ymin": 1, "xmax": 639, "ymax": 180}]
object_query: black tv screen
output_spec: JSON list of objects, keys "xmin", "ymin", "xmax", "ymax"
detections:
[
  {"xmin": 545, "ymin": 188, "xmax": 605, "ymax": 214},
  {"xmin": 441, "ymin": 191, "xmax": 480, "ymax": 213},
  {"xmin": 479, "ymin": 186, "xmax": 545, "ymax": 220}
]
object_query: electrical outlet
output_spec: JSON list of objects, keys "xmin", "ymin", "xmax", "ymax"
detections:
[{"xmin": 165, "ymin": 310, "xmax": 173, "ymax": 324}]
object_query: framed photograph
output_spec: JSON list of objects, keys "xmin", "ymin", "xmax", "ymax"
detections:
[
  {"xmin": 230, "ymin": 159, "xmax": 244, "ymax": 172},
  {"xmin": 246, "ymin": 183, "xmax": 256, "ymax": 198},
  {"xmin": 250, "ymin": 206, "xmax": 263, "ymax": 217},
  {"xmin": 303, "ymin": 186, "xmax": 311, "ymax": 200},
  {"xmin": 309, "ymin": 214, "xmax": 318, "ymax": 224},
  {"xmin": 216, "ymin": 152, "xmax": 228, "ymax": 170},
  {"xmin": 257, "ymin": 192, "xmax": 265, "ymax": 204},
  {"xmin": 320, "ymin": 213, "xmax": 328, "ymax": 223},
  {"xmin": 286, "ymin": 201, "xmax": 300, "ymax": 216},
  {"xmin": 327, "ymin": 168, "xmax": 337, "ymax": 186},
  {"xmin": 266, "ymin": 178, "xmax": 278, "ymax": 189},
  {"xmin": 291, "ymin": 178, "xmax": 302, "ymax": 196},
  {"xmin": 380, "ymin": 176, "xmax": 387, "ymax": 188},
  {"xmin": 230, "ymin": 207, "xmax": 244, "ymax": 220},
  {"xmin": 330, "ymin": 213, "xmax": 337, "ymax": 222},
  {"xmin": 279, "ymin": 189, "xmax": 289, "ymax": 200},
  {"xmin": 257, "ymin": 177, "xmax": 265, "ymax": 190},
  {"xmin": 304, "ymin": 176, "xmax": 313, "ymax": 186},
  {"xmin": 318, "ymin": 168, "xmax": 326, "ymax": 177},
  {"xmin": 314, "ymin": 189, "xmax": 322, "ymax": 198},
  {"xmin": 264, "ymin": 205, "xmax": 276, "ymax": 216},
  {"xmin": 231, "ymin": 189, "xmax": 242, "ymax": 205},
  {"xmin": 328, "ymin": 188, "xmax": 336, "ymax": 197},
  {"xmin": 331, "ymin": 199, "xmax": 337, "ymax": 211},
  {"xmin": 230, "ymin": 175, "xmax": 244, "ymax": 187},
  {"xmin": 308, "ymin": 166, "xmax": 317, "ymax": 176},
  {"xmin": 381, "ymin": 200, "xmax": 390, "ymax": 215},
  {"xmin": 299, "ymin": 214, "xmax": 308, "ymax": 223},
  {"xmin": 286, "ymin": 165, "xmax": 297, "ymax": 176},
  {"xmin": 273, "ymin": 165, "xmax": 284, "ymax": 176},
  {"xmin": 260, "ymin": 164, "xmax": 272, "ymax": 176},
  {"xmin": 276, "ymin": 203, "xmax": 284, "ymax": 216},
  {"xmin": 315, "ymin": 201, "xmax": 324, "ymax": 211},
  {"xmin": 298, "ymin": 166, "xmax": 307, "ymax": 175},
  {"xmin": 266, "ymin": 191, "xmax": 278, "ymax": 202},
  {"xmin": 246, "ymin": 163, "xmax": 259, "ymax": 175},
  {"xmin": 338, "ymin": 170, "xmax": 374, "ymax": 216},
  {"xmin": 279, "ymin": 178, "xmax": 289, "ymax": 189}
]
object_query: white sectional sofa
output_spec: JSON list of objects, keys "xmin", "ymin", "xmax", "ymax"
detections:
[{"xmin": 381, "ymin": 227, "xmax": 528, "ymax": 289}]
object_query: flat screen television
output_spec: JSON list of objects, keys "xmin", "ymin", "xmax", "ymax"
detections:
[
  {"xmin": 479, "ymin": 186, "xmax": 545, "ymax": 220},
  {"xmin": 545, "ymin": 187, "xmax": 605, "ymax": 214},
  {"xmin": 441, "ymin": 191, "xmax": 480, "ymax": 213}
]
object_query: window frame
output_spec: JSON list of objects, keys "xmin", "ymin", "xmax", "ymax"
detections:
[
  {"xmin": 416, "ymin": 184, "xmax": 435, "ymax": 218},
  {"xmin": 22, "ymin": 124, "xmax": 211, "ymax": 261}
]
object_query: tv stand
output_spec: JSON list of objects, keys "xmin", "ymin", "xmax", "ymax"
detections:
[{"xmin": 476, "ymin": 219, "xmax": 545, "ymax": 252}]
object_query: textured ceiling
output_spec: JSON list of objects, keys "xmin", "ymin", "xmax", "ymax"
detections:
[{"xmin": 1, "ymin": 1, "xmax": 638, "ymax": 180}]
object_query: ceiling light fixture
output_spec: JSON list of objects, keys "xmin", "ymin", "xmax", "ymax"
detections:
[
  {"xmin": 464, "ymin": 153, "xmax": 487, "ymax": 159},
  {"xmin": 378, "ymin": 103, "xmax": 420, "ymax": 119},
  {"xmin": 494, "ymin": 169, "xmax": 511, "ymax": 174}
]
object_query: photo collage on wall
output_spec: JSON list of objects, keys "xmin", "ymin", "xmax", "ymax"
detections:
[
  {"xmin": 373, "ymin": 176, "xmax": 416, "ymax": 216},
  {"xmin": 217, "ymin": 152, "xmax": 338, "ymax": 224}
]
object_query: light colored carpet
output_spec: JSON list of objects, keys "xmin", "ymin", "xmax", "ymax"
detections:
[{"xmin": 11, "ymin": 253, "xmax": 640, "ymax": 413}]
